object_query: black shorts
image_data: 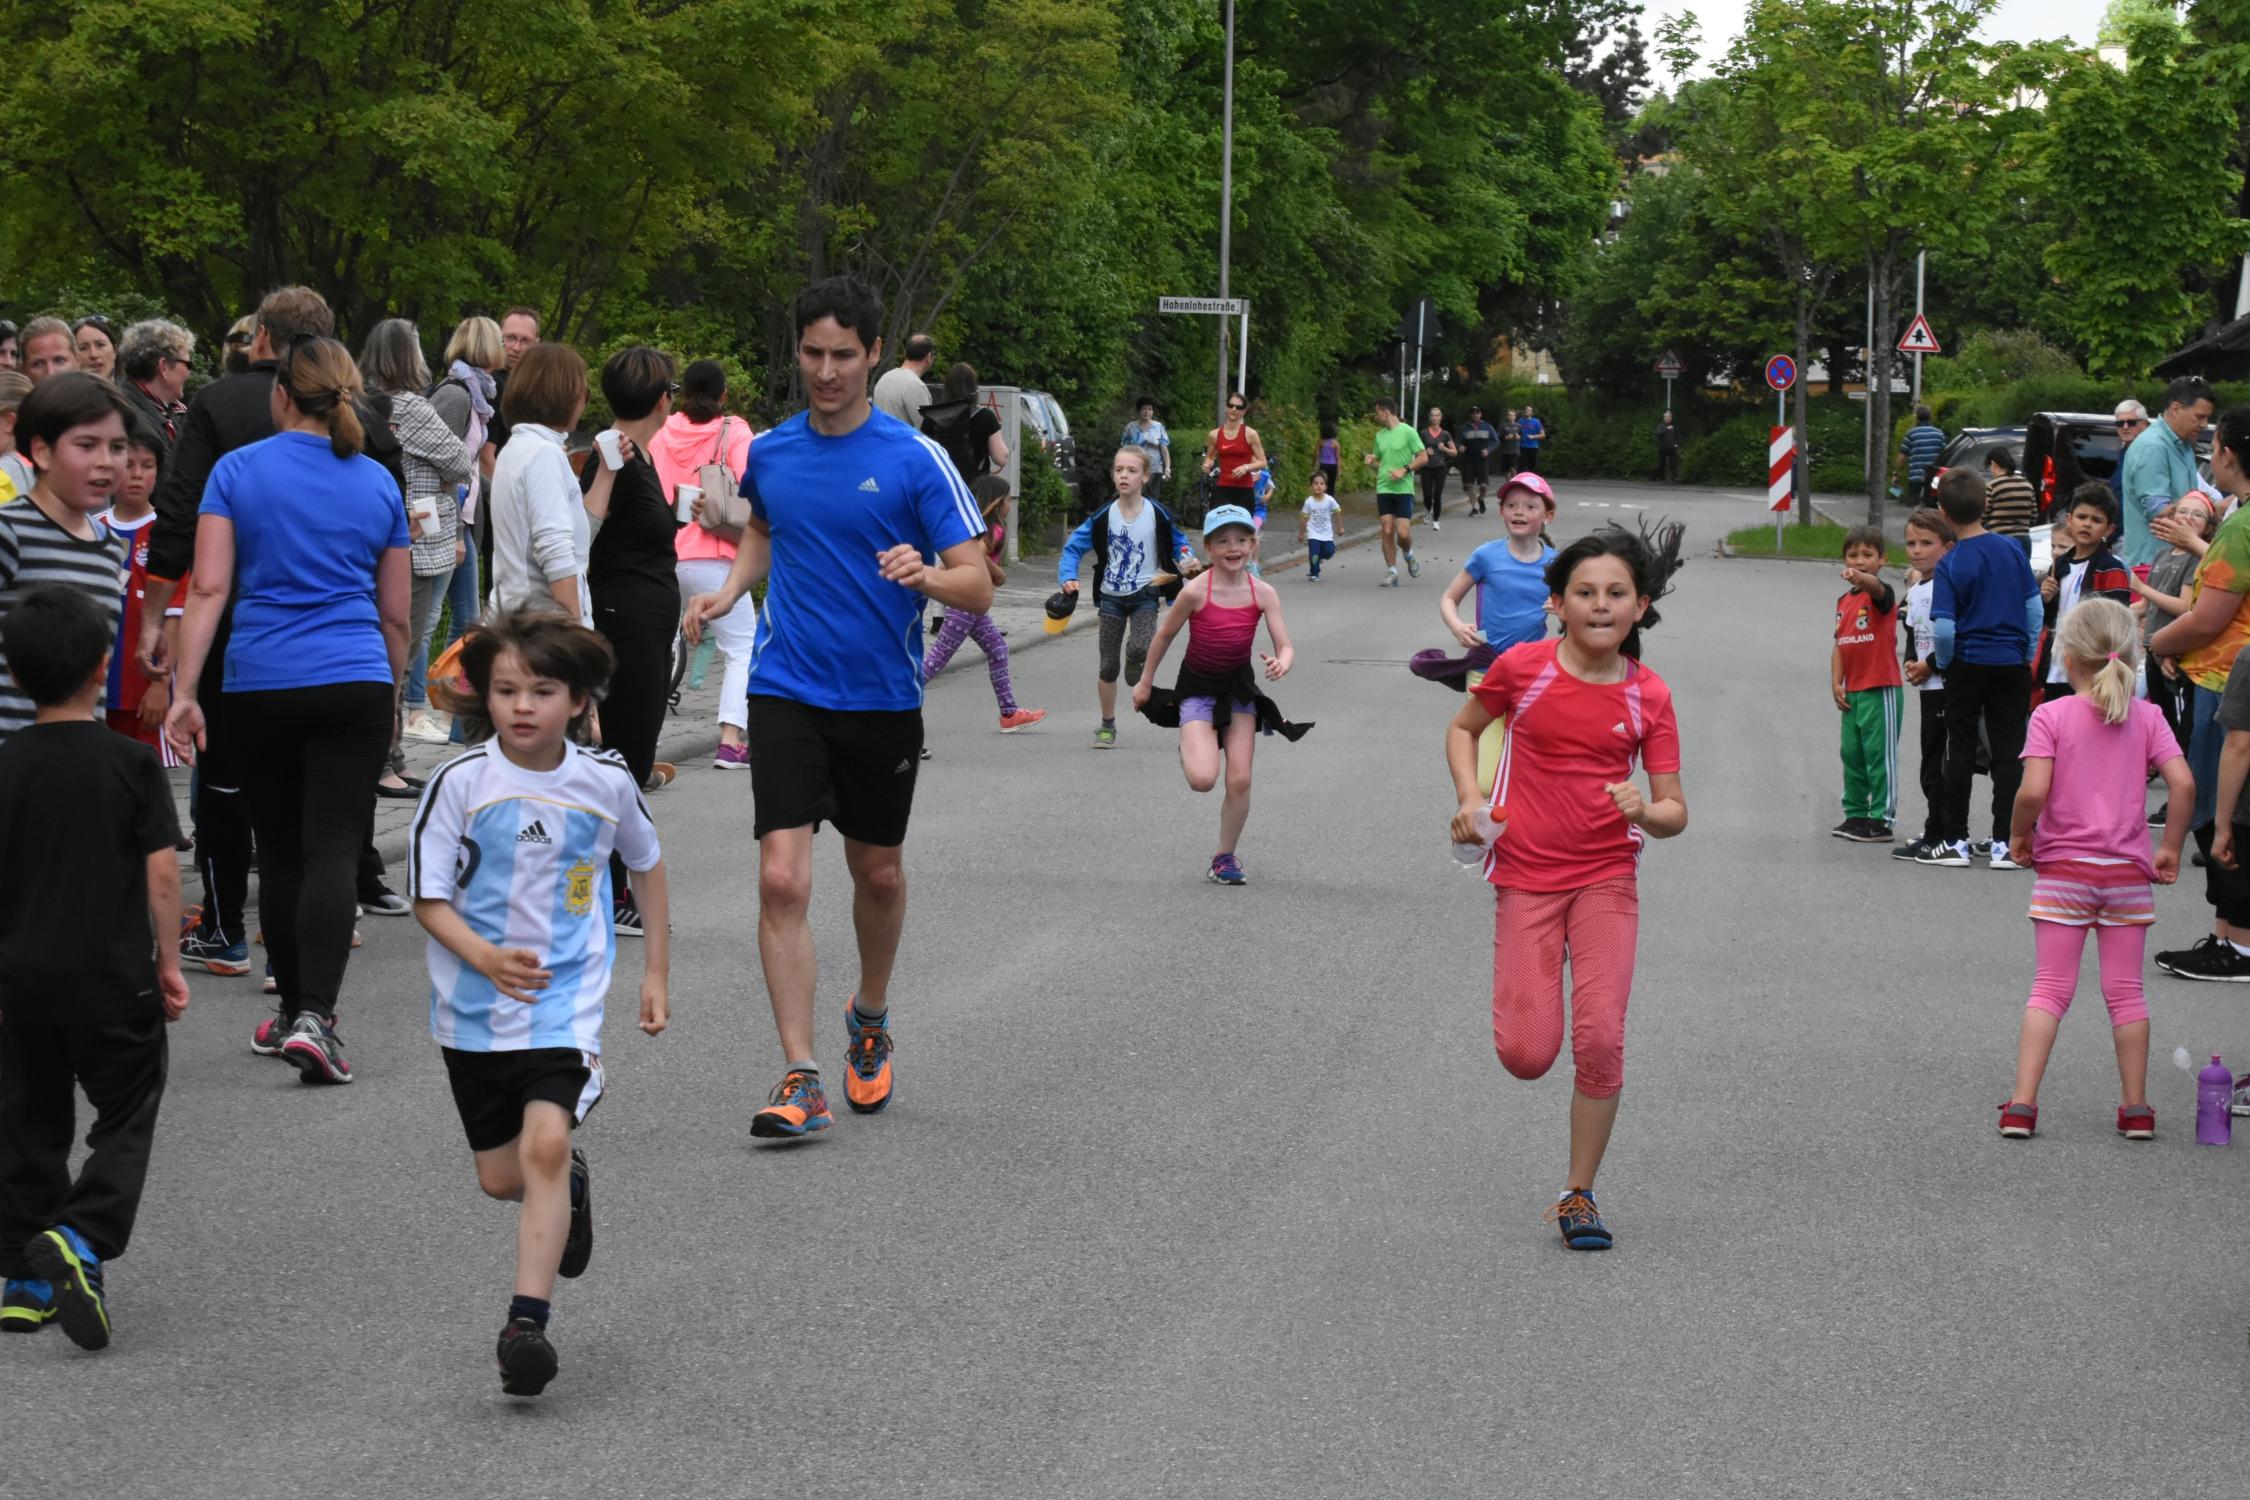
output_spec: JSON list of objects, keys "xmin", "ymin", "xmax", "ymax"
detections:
[
  {"xmin": 1377, "ymin": 493, "xmax": 1417, "ymax": 521},
  {"xmin": 1460, "ymin": 453, "xmax": 1490, "ymax": 484},
  {"xmin": 442, "ymin": 1046, "xmax": 601, "ymax": 1153},
  {"xmin": 747, "ymin": 694, "xmax": 923, "ymax": 846}
]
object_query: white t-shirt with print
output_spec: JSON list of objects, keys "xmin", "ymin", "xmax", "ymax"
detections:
[
  {"xmin": 1301, "ymin": 495, "xmax": 1341, "ymax": 542},
  {"xmin": 1102, "ymin": 500, "xmax": 1160, "ymax": 595},
  {"xmin": 1906, "ymin": 578, "xmax": 1944, "ymax": 692}
]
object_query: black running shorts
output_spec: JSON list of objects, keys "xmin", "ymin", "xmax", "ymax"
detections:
[
  {"xmin": 1377, "ymin": 493, "xmax": 1417, "ymax": 521},
  {"xmin": 746, "ymin": 694, "xmax": 923, "ymax": 847},
  {"xmin": 442, "ymin": 1046, "xmax": 601, "ymax": 1153},
  {"xmin": 1460, "ymin": 452, "xmax": 1489, "ymax": 485}
]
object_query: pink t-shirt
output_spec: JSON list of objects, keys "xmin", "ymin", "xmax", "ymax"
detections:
[{"xmin": 2022, "ymin": 694, "xmax": 2182, "ymax": 877}]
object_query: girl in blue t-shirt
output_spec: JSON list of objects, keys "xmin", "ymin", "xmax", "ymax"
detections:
[{"xmin": 1439, "ymin": 474, "xmax": 1558, "ymax": 794}]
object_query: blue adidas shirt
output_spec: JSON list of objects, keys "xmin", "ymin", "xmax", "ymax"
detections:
[
  {"xmin": 1463, "ymin": 538, "xmax": 1555, "ymax": 649},
  {"xmin": 741, "ymin": 409, "xmax": 985, "ymax": 711},
  {"xmin": 201, "ymin": 431, "xmax": 409, "ymax": 692}
]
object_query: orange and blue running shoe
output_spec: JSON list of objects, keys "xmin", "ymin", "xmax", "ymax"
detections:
[
  {"xmin": 749, "ymin": 1069, "xmax": 834, "ymax": 1139},
  {"xmin": 842, "ymin": 1001, "xmax": 895, "ymax": 1114}
]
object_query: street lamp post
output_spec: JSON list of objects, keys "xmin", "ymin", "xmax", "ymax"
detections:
[{"xmin": 1215, "ymin": 0, "xmax": 1235, "ymax": 424}]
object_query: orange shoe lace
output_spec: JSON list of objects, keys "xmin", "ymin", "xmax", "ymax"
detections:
[{"xmin": 1544, "ymin": 1191, "xmax": 1598, "ymax": 1225}]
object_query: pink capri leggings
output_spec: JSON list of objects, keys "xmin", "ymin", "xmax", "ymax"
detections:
[
  {"xmin": 2025, "ymin": 862, "xmax": 2151, "ymax": 1027},
  {"xmin": 1492, "ymin": 877, "xmax": 1639, "ymax": 1100}
]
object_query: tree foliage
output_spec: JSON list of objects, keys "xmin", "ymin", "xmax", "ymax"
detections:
[{"xmin": 0, "ymin": 0, "xmax": 1622, "ymax": 462}]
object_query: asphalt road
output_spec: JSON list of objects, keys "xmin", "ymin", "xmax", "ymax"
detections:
[{"xmin": 13, "ymin": 479, "xmax": 2250, "ymax": 1498}]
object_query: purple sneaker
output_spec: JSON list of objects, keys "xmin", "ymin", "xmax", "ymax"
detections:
[
  {"xmin": 1207, "ymin": 852, "xmax": 1247, "ymax": 887},
  {"xmin": 713, "ymin": 742, "xmax": 750, "ymax": 770}
]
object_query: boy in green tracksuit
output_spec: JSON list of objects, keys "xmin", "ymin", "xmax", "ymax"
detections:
[{"xmin": 1831, "ymin": 525, "xmax": 1903, "ymax": 842}]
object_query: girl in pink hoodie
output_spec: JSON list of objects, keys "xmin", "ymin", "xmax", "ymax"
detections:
[{"xmin": 649, "ymin": 360, "xmax": 756, "ymax": 767}]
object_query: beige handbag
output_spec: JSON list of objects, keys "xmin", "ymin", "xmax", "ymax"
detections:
[{"xmin": 695, "ymin": 417, "xmax": 750, "ymax": 539}]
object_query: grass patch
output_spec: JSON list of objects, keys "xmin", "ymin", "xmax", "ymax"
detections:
[{"xmin": 1725, "ymin": 520, "xmax": 1906, "ymax": 568}]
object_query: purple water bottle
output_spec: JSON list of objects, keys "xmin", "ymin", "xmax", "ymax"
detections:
[{"xmin": 2198, "ymin": 1055, "xmax": 2233, "ymax": 1145}]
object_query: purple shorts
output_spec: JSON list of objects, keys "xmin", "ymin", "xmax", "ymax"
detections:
[{"xmin": 1179, "ymin": 696, "xmax": 1256, "ymax": 726}]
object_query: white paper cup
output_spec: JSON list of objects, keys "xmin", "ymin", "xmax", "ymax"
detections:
[
  {"xmin": 595, "ymin": 430, "xmax": 625, "ymax": 470},
  {"xmin": 676, "ymin": 483, "xmax": 703, "ymax": 524},
  {"xmin": 409, "ymin": 496, "xmax": 440, "ymax": 536}
]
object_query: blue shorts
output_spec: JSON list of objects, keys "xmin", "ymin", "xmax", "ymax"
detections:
[
  {"xmin": 1097, "ymin": 586, "xmax": 1162, "ymax": 620},
  {"xmin": 1377, "ymin": 493, "xmax": 1416, "ymax": 521}
]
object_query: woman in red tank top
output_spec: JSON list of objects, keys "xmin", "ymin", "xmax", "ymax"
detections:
[
  {"xmin": 1132, "ymin": 502, "xmax": 1310, "ymax": 886},
  {"xmin": 1201, "ymin": 391, "xmax": 1267, "ymax": 512}
]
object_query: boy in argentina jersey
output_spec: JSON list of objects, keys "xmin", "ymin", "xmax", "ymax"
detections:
[
  {"xmin": 407, "ymin": 611, "xmax": 668, "ymax": 1398},
  {"xmin": 413, "ymin": 741, "xmax": 661, "ymax": 1051}
]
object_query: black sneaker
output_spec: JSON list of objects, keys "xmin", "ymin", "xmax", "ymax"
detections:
[
  {"xmin": 1915, "ymin": 839, "xmax": 1974, "ymax": 867},
  {"xmin": 1892, "ymin": 837, "xmax": 1935, "ymax": 862},
  {"xmin": 359, "ymin": 883, "xmax": 411, "ymax": 917},
  {"xmin": 1839, "ymin": 820, "xmax": 1892, "ymax": 844},
  {"xmin": 559, "ymin": 1149, "xmax": 592, "ymax": 1280},
  {"xmin": 1830, "ymin": 819, "xmax": 1859, "ymax": 839},
  {"xmin": 612, "ymin": 894, "xmax": 644, "ymax": 939},
  {"xmin": 497, "ymin": 1317, "xmax": 559, "ymax": 1396},
  {"xmin": 2157, "ymin": 935, "xmax": 2250, "ymax": 982},
  {"xmin": 1545, "ymin": 1189, "xmax": 1613, "ymax": 1251},
  {"xmin": 2148, "ymin": 805, "xmax": 2168, "ymax": 829}
]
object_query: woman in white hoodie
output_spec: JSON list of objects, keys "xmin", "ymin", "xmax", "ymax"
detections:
[
  {"xmin": 648, "ymin": 359, "xmax": 756, "ymax": 768},
  {"xmin": 490, "ymin": 343, "xmax": 611, "ymax": 626}
]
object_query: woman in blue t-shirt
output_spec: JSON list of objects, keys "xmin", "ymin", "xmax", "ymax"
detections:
[{"xmin": 168, "ymin": 337, "xmax": 411, "ymax": 1086}]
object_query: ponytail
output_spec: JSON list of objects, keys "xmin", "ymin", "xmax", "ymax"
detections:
[
  {"xmin": 275, "ymin": 335, "xmax": 366, "ymax": 459},
  {"xmin": 2053, "ymin": 596, "xmax": 2139, "ymax": 725}
]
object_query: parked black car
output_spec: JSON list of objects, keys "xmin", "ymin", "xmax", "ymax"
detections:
[{"xmin": 1930, "ymin": 426, "xmax": 2025, "ymax": 487}]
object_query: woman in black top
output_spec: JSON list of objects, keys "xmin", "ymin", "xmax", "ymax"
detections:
[
  {"xmin": 578, "ymin": 346, "xmax": 680, "ymax": 936},
  {"xmin": 923, "ymin": 361, "xmax": 1007, "ymax": 489}
]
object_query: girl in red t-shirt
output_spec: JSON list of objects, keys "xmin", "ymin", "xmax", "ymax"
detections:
[{"xmin": 1445, "ymin": 524, "xmax": 1689, "ymax": 1251}]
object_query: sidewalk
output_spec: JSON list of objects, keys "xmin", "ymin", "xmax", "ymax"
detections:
[{"xmin": 162, "ymin": 518, "xmax": 1390, "ymax": 874}]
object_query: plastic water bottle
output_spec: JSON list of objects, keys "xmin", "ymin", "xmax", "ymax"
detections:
[
  {"xmin": 2198, "ymin": 1055, "xmax": 2233, "ymax": 1145},
  {"xmin": 1451, "ymin": 808, "xmax": 1500, "ymax": 867}
]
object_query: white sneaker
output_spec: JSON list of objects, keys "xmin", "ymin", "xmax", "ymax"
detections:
[
  {"xmin": 1988, "ymin": 840, "xmax": 2023, "ymax": 871},
  {"xmin": 402, "ymin": 711, "xmax": 451, "ymax": 743},
  {"xmin": 1431, "ymin": 519, "xmax": 1441, "ymax": 531}
]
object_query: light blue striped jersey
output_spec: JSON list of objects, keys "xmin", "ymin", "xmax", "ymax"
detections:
[{"xmin": 408, "ymin": 742, "xmax": 660, "ymax": 1053}]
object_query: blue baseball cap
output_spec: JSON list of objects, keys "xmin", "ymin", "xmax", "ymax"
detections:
[{"xmin": 1202, "ymin": 503, "xmax": 1257, "ymax": 537}]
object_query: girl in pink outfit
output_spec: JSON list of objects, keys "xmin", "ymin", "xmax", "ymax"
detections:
[
  {"xmin": 1999, "ymin": 598, "xmax": 2192, "ymax": 1142},
  {"xmin": 648, "ymin": 360, "xmax": 756, "ymax": 767}
]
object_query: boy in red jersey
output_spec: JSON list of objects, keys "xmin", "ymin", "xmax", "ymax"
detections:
[
  {"xmin": 100, "ymin": 418, "xmax": 184, "ymax": 765},
  {"xmin": 1832, "ymin": 525, "xmax": 1902, "ymax": 843}
]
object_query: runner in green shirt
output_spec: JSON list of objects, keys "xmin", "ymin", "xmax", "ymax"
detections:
[{"xmin": 1364, "ymin": 398, "xmax": 1426, "ymax": 585}]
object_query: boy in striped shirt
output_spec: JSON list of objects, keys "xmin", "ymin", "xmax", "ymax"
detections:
[
  {"xmin": 0, "ymin": 374, "xmax": 136, "ymax": 745},
  {"xmin": 410, "ymin": 608, "xmax": 669, "ymax": 1398}
]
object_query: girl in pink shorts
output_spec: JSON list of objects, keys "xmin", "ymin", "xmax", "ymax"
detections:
[
  {"xmin": 1445, "ymin": 523, "xmax": 1689, "ymax": 1251},
  {"xmin": 1998, "ymin": 598, "xmax": 2191, "ymax": 1141}
]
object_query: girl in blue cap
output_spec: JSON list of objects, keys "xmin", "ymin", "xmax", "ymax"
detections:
[{"xmin": 1132, "ymin": 503, "xmax": 1310, "ymax": 885}]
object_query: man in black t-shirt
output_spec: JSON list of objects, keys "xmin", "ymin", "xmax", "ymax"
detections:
[
  {"xmin": 1457, "ymin": 406, "xmax": 1499, "ymax": 514},
  {"xmin": 0, "ymin": 586, "xmax": 186, "ymax": 1349}
]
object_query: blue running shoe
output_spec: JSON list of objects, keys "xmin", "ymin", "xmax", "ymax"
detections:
[
  {"xmin": 25, "ymin": 1225, "xmax": 108, "ymax": 1348},
  {"xmin": 1207, "ymin": 852, "xmax": 1247, "ymax": 886},
  {"xmin": 749, "ymin": 1070, "xmax": 834, "ymax": 1139},
  {"xmin": 1, "ymin": 1278, "xmax": 54, "ymax": 1332},
  {"xmin": 1545, "ymin": 1189, "xmax": 1613, "ymax": 1251},
  {"xmin": 180, "ymin": 930, "xmax": 252, "ymax": 976}
]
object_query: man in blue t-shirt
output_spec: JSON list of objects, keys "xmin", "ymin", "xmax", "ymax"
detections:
[
  {"xmin": 1516, "ymin": 405, "xmax": 1546, "ymax": 474},
  {"xmin": 683, "ymin": 277, "xmax": 991, "ymax": 1140}
]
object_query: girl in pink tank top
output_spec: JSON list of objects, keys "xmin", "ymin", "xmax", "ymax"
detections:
[{"xmin": 1132, "ymin": 503, "xmax": 1310, "ymax": 886}]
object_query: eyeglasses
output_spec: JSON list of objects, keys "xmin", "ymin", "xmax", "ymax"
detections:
[
  {"xmin": 1226, "ymin": 401, "xmax": 1245, "ymax": 411},
  {"xmin": 225, "ymin": 333, "xmax": 253, "ymax": 347}
]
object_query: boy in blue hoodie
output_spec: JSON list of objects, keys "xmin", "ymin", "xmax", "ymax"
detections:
[{"xmin": 1919, "ymin": 467, "xmax": 2042, "ymax": 870}]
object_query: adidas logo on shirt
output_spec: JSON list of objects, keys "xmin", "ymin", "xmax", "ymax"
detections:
[
  {"xmin": 517, "ymin": 820, "xmax": 554, "ymax": 845},
  {"xmin": 859, "ymin": 476, "xmax": 880, "ymax": 493},
  {"xmin": 1611, "ymin": 722, "xmax": 1628, "ymax": 736}
]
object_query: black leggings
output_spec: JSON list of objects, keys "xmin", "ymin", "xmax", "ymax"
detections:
[
  {"xmin": 227, "ymin": 682, "xmax": 392, "ymax": 1021},
  {"xmin": 1939, "ymin": 661, "xmax": 2029, "ymax": 845},
  {"xmin": 1097, "ymin": 599, "xmax": 1160, "ymax": 684},
  {"xmin": 595, "ymin": 601, "xmax": 672, "ymax": 900},
  {"xmin": 1420, "ymin": 465, "xmax": 1446, "ymax": 520}
]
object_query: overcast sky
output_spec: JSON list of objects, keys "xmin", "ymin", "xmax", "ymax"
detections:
[{"xmin": 1681, "ymin": 0, "xmax": 2112, "ymax": 72}]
